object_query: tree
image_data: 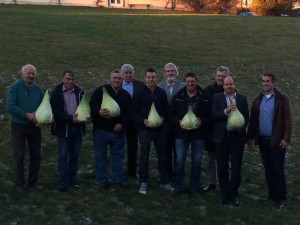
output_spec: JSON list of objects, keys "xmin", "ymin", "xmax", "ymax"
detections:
[
  {"xmin": 179, "ymin": 0, "xmax": 238, "ymax": 13},
  {"xmin": 251, "ymin": 0, "xmax": 299, "ymax": 15}
]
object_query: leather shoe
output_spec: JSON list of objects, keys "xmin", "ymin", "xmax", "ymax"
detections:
[
  {"xmin": 231, "ymin": 197, "xmax": 239, "ymax": 206},
  {"xmin": 203, "ymin": 184, "xmax": 216, "ymax": 192}
]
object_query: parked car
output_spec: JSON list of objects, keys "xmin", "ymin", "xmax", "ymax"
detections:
[{"xmin": 238, "ymin": 12, "xmax": 258, "ymax": 16}]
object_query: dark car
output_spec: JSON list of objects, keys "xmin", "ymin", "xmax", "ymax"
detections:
[{"xmin": 238, "ymin": 12, "xmax": 258, "ymax": 16}]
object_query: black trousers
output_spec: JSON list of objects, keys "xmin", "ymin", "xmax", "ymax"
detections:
[
  {"xmin": 215, "ymin": 132, "xmax": 244, "ymax": 201},
  {"xmin": 11, "ymin": 122, "xmax": 41, "ymax": 186},
  {"xmin": 126, "ymin": 122, "xmax": 139, "ymax": 176},
  {"xmin": 259, "ymin": 137, "xmax": 286, "ymax": 201}
]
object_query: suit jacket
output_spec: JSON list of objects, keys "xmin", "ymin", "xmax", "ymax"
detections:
[
  {"xmin": 158, "ymin": 79, "xmax": 185, "ymax": 105},
  {"xmin": 211, "ymin": 91, "xmax": 249, "ymax": 144},
  {"xmin": 132, "ymin": 79, "xmax": 144, "ymax": 94}
]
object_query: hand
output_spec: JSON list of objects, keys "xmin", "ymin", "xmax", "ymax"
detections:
[
  {"xmin": 113, "ymin": 123, "xmax": 123, "ymax": 132},
  {"xmin": 26, "ymin": 112, "xmax": 37, "ymax": 124},
  {"xmin": 144, "ymin": 119, "xmax": 153, "ymax": 128},
  {"xmin": 73, "ymin": 114, "xmax": 80, "ymax": 124},
  {"xmin": 99, "ymin": 108, "xmax": 111, "ymax": 118},
  {"xmin": 226, "ymin": 104, "xmax": 236, "ymax": 113},
  {"xmin": 280, "ymin": 139, "xmax": 289, "ymax": 149}
]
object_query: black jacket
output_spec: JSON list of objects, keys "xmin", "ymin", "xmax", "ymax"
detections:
[
  {"xmin": 169, "ymin": 86, "xmax": 211, "ymax": 139},
  {"xmin": 89, "ymin": 84, "xmax": 131, "ymax": 131},
  {"xmin": 50, "ymin": 83, "xmax": 85, "ymax": 137}
]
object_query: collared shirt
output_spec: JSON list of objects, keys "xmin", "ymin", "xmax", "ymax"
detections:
[
  {"xmin": 122, "ymin": 80, "xmax": 133, "ymax": 97},
  {"xmin": 63, "ymin": 86, "xmax": 77, "ymax": 115},
  {"xmin": 259, "ymin": 93, "xmax": 275, "ymax": 136},
  {"xmin": 167, "ymin": 81, "xmax": 174, "ymax": 94}
]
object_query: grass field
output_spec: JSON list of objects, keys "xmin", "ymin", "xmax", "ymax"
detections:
[{"xmin": 0, "ymin": 4, "xmax": 300, "ymax": 225}]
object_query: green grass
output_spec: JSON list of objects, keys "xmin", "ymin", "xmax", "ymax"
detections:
[{"xmin": 0, "ymin": 4, "xmax": 300, "ymax": 225}]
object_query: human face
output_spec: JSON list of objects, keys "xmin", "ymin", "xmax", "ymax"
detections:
[
  {"xmin": 223, "ymin": 77, "xmax": 235, "ymax": 96},
  {"xmin": 122, "ymin": 71, "xmax": 133, "ymax": 83},
  {"xmin": 21, "ymin": 65, "xmax": 36, "ymax": 85},
  {"xmin": 144, "ymin": 72, "xmax": 156, "ymax": 89},
  {"xmin": 164, "ymin": 66, "xmax": 176, "ymax": 84},
  {"xmin": 215, "ymin": 71, "xmax": 227, "ymax": 86},
  {"xmin": 110, "ymin": 72, "xmax": 123, "ymax": 90},
  {"xmin": 185, "ymin": 76, "xmax": 197, "ymax": 93},
  {"xmin": 262, "ymin": 75, "xmax": 275, "ymax": 94},
  {"xmin": 62, "ymin": 73, "xmax": 75, "ymax": 91}
]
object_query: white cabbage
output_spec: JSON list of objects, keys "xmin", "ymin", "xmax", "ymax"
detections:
[
  {"xmin": 147, "ymin": 103, "xmax": 162, "ymax": 127},
  {"xmin": 101, "ymin": 87, "xmax": 120, "ymax": 118},
  {"xmin": 35, "ymin": 90, "xmax": 53, "ymax": 126},
  {"xmin": 227, "ymin": 97, "xmax": 245, "ymax": 130},
  {"xmin": 180, "ymin": 105, "xmax": 200, "ymax": 130},
  {"xmin": 75, "ymin": 94, "xmax": 91, "ymax": 122}
]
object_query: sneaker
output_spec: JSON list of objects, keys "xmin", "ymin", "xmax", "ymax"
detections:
[
  {"xmin": 139, "ymin": 182, "xmax": 148, "ymax": 194},
  {"xmin": 160, "ymin": 183, "xmax": 174, "ymax": 191}
]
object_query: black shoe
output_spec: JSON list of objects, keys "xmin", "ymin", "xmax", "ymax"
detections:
[
  {"xmin": 171, "ymin": 189, "xmax": 182, "ymax": 197},
  {"xmin": 203, "ymin": 184, "xmax": 216, "ymax": 192},
  {"xmin": 58, "ymin": 184, "xmax": 67, "ymax": 192},
  {"xmin": 231, "ymin": 197, "xmax": 240, "ymax": 206},
  {"xmin": 258, "ymin": 196, "xmax": 276, "ymax": 202},
  {"xmin": 275, "ymin": 201, "xmax": 285, "ymax": 209},
  {"xmin": 127, "ymin": 172, "xmax": 137, "ymax": 179},
  {"xmin": 190, "ymin": 190, "xmax": 200, "ymax": 198},
  {"xmin": 69, "ymin": 182, "xmax": 80, "ymax": 190},
  {"xmin": 99, "ymin": 182, "xmax": 110, "ymax": 189},
  {"xmin": 28, "ymin": 183, "xmax": 43, "ymax": 191},
  {"xmin": 116, "ymin": 181, "xmax": 127, "ymax": 188}
]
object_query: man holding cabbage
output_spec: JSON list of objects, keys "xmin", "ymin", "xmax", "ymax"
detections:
[
  {"xmin": 89, "ymin": 69, "xmax": 131, "ymax": 189},
  {"xmin": 169, "ymin": 72, "xmax": 210, "ymax": 197},
  {"xmin": 6, "ymin": 64, "xmax": 43, "ymax": 192},
  {"xmin": 131, "ymin": 68, "xmax": 174, "ymax": 194},
  {"xmin": 50, "ymin": 69, "xmax": 88, "ymax": 191},
  {"xmin": 211, "ymin": 76, "xmax": 249, "ymax": 206}
]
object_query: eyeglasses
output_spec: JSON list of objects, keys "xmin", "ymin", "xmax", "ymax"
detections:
[{"xmin": 124, "ymin": 71, "xmax": 133, "ymax": 74}]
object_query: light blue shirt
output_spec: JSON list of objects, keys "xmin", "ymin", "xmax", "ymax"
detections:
[
  {"xmin": 259, "ymin": 93, "xmax": 274, "ymax": 136},
  {"xmin": 122, "ymin": 80, "xmax": 133, "ymax": 97}
]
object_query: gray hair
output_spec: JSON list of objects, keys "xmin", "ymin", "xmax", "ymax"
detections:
[
  {"xmin": 21, "ymin": 64, "xmax": 36, "ymax": 74},
  {"xmin": 121, "ymin": 64, "xmax": 134, "ymax": 73},
  {"xmin": 216, "ymin": 66, "xmax": 230, "ymax": 76},
  {"xmin": 164, "ymin": 63, "xmax": 178, "ymax": 76}
]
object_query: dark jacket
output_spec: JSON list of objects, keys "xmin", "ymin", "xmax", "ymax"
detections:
[
  {"xmin": 211, "ymin": 91, "xmax": 249, "ymax": 144},
  {"xmin": 89, "ymin": 84, "xmax": 131, "ymax": 131},
  {"xmin": 169, "ymin": 86, "xmax": 211, "ymax": 139},
  {"xmin": 247, "ymin": 88, "xmax": 292, "ymax": 148},
  {"xmin": 204, "ymin": 82, "xmax": 224, "ymax": 101},
  {"xmin": 50, "ymin": 83, "xmax": 85, "ymax": 137},
  {"xmin": 131, "ymin": 85, "xmax": 168, "ymax": 131}
]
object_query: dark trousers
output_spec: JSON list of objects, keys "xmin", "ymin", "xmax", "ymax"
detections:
[
  {"xmin": 215, "ymin": 132, "xmax": 244, "ymax": 201},
  {"xmin": 259, "ymin": 138, "xmax": 286, "ymax": 201},
  {"xmin": 165, "ymin": 127, "xmax": 176, "ymax": 179},
  {"xmin": 11, "ymin": 122, "xmax": 41, "ymax": 186},
  {"xmin": 138, "ymin": 129, "xmax": 169, "ymax": 184},
  {"xmin": 126, "ymin": 122, "xmax": 139, "ymax": 176}
]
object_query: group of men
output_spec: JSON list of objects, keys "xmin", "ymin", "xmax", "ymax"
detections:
[{"xmin": 6, "ymin": 63, "xmax": 292, "ymax": 209}]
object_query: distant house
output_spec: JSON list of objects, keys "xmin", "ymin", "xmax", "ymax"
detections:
[{"xmin": 0, "ymin": 0, "xmax": 187, "ymax": 10}]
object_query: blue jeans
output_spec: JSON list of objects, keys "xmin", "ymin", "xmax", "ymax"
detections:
[
  {"xmin": 93, "ymin": 127, "xmax": 125, "ymax": 183},
  {"xmin": 175, "ymin": 138, "xmax": 204, "ymax": 191},
  {"xmin": 138, "ymin": 129, "xmax": 169, "ymax": 184},
  {"xmin": 57, "ymin": 126, "xmax": 82, "ymax": 185}
]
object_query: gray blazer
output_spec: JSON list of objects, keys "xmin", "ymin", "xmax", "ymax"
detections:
[{"xmin": 157, "ymin": 79, "xmax": 185, "ymax": 105}]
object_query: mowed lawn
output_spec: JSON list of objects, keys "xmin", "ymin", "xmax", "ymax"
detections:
[{"xmin": 0, "ymin": 4, "xmax": 300, "ymax": 225}]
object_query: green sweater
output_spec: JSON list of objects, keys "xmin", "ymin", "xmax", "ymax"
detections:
[{"xmin": 6, "ymin": 79, "xmax": 43, "ymax": 125}]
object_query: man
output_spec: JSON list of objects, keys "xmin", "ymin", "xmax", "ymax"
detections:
[
  {"xmin": 50, "ymin": 70, "xmax": 87, "ymax": 191},
  {"xmin": 158, "ymin": 63, "xmax": 185, "ymax": 179},
  {"xmin": 131, "ymin": 68, "xmax": 174, "ymax": 194},
  {"xmin": 169, "ymin": 72, "xmax": 210, "ymax": 197},
  {"xmin": 121, "ymin": 64, "xmax": 144, "ymax": 178},
  {"xmin": 6, "ymin": 64, "xmax": 43, "ymax": 192},
  {"xmin": 211, "ymin": 76, "xmax": 249, "ymax": 206},
  {"xmin": 203, "ymin": 66, "xmax": 229, "ymax": 192},
  {"xmin": 248, "ymin": 72, "xmax": 292, "ymax": 209},
  {"xmin": 89, "ymin": 69, "xmax": 131, "ymax": 189}
]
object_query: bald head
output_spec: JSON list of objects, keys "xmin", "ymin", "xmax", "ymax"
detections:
[{"xmin": 223, "ymin": 76, "xmax": 235, "ymax": 96}]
